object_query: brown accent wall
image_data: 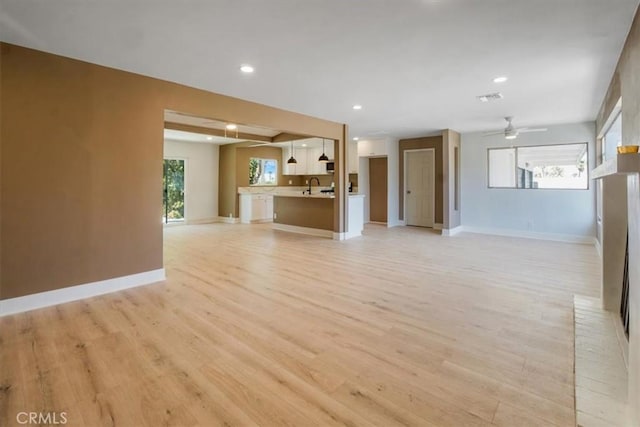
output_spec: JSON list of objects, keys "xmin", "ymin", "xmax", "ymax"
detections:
[
  {"xmin": 398, "ymin": 136, "xmax": 443, "ymax": 223},
  {"xmin": 369, "ymin": 157, "xmax": 388, "ymax": 222},
  {"xmin": 273, "ymin": 197, "xmax": 334, "ymax": 230},
  {"xmin": 0, "ymin": 43, "xmax": 345, "ymax": 300},
  {"xmin": 235, "ymin": 146, "xmax": 301, "ymax": 215}
]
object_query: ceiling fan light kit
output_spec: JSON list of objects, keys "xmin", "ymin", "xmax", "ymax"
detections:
[{"xmin": 483, "ymin": 116, "xmax": 547, "ymax": 140}]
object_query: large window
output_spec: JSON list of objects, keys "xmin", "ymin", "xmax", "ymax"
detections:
[
  {"xmin": 488, "ymin": 143, "xmax": 588, "ymax": 190},
  {"xmin": 249, "ymin": 158, "xmax": 278, "ymax": 186}
]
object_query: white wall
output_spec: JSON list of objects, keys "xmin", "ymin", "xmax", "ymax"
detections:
[
  {"xmin": 386, "ymin": 138, "xmax": 401, "ymax": 227},
  {"xmin": 164, "ymin": 139, "xmax": 219, "ymax": 223},
  {"xmin": 461, "ymin": 122, "xmax": 596, "ymax": 240},
  {"xmin": 359, "ymin": 156, "xmax": 370, "ymax": 223}
]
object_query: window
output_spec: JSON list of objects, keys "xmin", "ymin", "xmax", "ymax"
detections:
[
  {"xmin": 249, "ymin": 158, "xmax": 277, "ymax": 186},
  {"xmin": 488, "ymin": 143, "xmax": 588, "ymax": 190}
]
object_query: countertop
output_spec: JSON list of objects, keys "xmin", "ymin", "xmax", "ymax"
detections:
[{"xmin": 238, "ymin": 186, "xmax": 362, "ymax": 199}]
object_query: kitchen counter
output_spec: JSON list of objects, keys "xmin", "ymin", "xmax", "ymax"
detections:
[{"xmin": 274, "ymin": 192, "xmax": 335, "ymax": 199}]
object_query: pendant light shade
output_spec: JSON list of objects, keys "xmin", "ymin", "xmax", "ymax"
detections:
[
  {"xmin": 318, "ymin": 138, "xmax": 329, "ymax": 163},
  {"xmin": 287, "ymin": 141, "xmax": 297, "ymax": 164}
]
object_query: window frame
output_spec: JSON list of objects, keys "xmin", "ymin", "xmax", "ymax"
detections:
[
  {"xmin": 249, "ymin": 157, "xmax": 278, "ymax": 186},
  {"xmin": 487, "ymin": 142, "xmax": 589, "ymax": 191}
]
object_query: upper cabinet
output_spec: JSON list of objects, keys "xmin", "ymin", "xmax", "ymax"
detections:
[
  {"xmin": 283, "ymin": 144, "xmax": 332, "ymax": 175},
  {"xmin": 348, "ymin": 141, "xmax": 359, "ymax": 174},
  {"xmin": 283, "ymin": 146, "xmax": 308, "ymax": 175},
  {"xmin": 357, "ymin": 139, "xmax": 388, "ymax": 157}
]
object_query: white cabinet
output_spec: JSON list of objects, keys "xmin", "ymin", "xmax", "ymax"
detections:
[
  {"xmin": 283, "ymin": 145, "xmax": 333, "ymax": 175},
  {"xmin": 283, "ymin": 146, "xmax": 308, "ymax": 175},
  {"xmin": 357, "ymin": 139, "xmax": 387, "ymax": 157},
  {"xmin": 348, "ymin": 141, "xmax": 359, "ymax": 174},
  {"xmin": 240, "ymin": 194, "xmax": 274, "ymax": 223},
  {"xmin": 307, "ymin": 147, "xmax": 326, "ymax": 175}
]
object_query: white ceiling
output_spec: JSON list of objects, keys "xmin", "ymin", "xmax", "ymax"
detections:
[{"xmin": 1, "ymin": 0, "xmax": 637, "ymax": 138}]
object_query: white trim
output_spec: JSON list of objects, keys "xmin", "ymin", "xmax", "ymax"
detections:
[
  {"xmin": 0, "ymin": 268, "xmax": 166, "ymax": 317},
  {"xmin": 433, "ymin": 223, "xmax": 443, "ymax": 231},
  {"xmin": 461, "ymin": 226, "xmax": 596, "ymax": 245},
  {"xmin": 404, "ymin": 148, "xmax": 436, "ymax": 228},
  {"xmin": 271, "ymin": 223, "xmax": 333, "ymax": 238},
  {"xmin": 217, "ymin": 216, "xmax": 240, "ymax": 224},
  {"xmin": 249, "ymin": 219, "xmax": 273, "ymax": 224},
  {"xmin": 595, "ymin": 238, "xmax": 602, "ymax": 258},
  {"xmin": 442, "ymin": 226, "xmax": 463, "ymax": 236},
  {"xmin": 334, "ymin": 230, "xmax": 362, "ymax": 240}
]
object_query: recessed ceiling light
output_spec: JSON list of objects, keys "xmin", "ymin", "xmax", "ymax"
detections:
[
  {"xmin": 226, "ymin": 124, "xmax": 237, "ymax": 130},
  {"xmin": 240, "ymin": 65, "xmax": 254, "ymax": 73},
  {"xmin": 206, "ymin": 136, "xmax": 213, "ymax": 141},
  {"xmin": 352, "ymin": 105, "xmax": 363, "ymax": 110},
  {"xmin": 302, "ymin": 143, "xmax": 307, "ymax": 147},
  {"xmin": 493, "ymin": 76, "xmax": 508, "ymax": 83},
  {"xmin": 353, "ymin": 137, "xmax": 359, "ymax": 141}
]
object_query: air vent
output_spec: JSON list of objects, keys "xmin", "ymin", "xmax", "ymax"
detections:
[{"xmin": 477, "ymin": 92, "xmax": 504, "ymax": 102}]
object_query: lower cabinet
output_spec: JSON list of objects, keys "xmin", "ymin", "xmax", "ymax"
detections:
[{"xmin": 240, "ymin": 194, "xmax": 274, "ymax": 224}]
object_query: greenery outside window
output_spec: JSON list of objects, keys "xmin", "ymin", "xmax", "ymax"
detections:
[
  {"xmin": 249, "ymin": 158, "xmax": 277, "ymax": 186},
  {"xmin": 488, "ymin": 143, "xmax": 588, "ymax": 190}
]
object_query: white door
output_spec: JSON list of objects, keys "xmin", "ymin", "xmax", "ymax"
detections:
[{"xmin": 405, "ymin": 150, "xmax": 435, "ymax": 227}]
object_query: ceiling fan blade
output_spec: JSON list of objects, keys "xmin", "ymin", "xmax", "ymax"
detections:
[
  {"xmin": 518, "ymin": 128, "xmax": 547, "ymax": 133},
  {"xmin": 483, "ymin": 131, "xmax": 505, "ymax": 137}
]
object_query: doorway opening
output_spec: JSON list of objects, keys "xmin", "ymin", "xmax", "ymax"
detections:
[
  {"xmin": 163, "ymin": 159, "xmax": 185, "ymax": 224},
  {"xmin": 404, "ymin": 149, "xmax": 435, "ymax": 228}
]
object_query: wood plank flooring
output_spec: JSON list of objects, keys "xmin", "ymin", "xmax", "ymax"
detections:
[{"xmin": 0, "ymin": 224, "xmax": 600, "ymax": 426}]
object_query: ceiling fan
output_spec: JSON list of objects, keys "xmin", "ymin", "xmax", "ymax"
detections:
[{"xmin": 483, "ymin": 117, "xmax": 547, "ymax": 140}]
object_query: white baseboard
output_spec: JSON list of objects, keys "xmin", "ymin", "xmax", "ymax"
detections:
[
  {"xmin": 0, "ymin": 268, "xmax": 166, "ymax": 317},
  {"xmin": 461, "ymin": 226, "xmax": 596, "ymax": 245},
  {"xmin": 442, "ymin": 225, "xmax": 463, "ymax": 236},
  {"xmin": 334, "ymin": 230, "xmax": 362, "ymax": 240},
  {"xmin": 272, "ymin": 223, "xmax": 333, "ymax": 238},
  {"xmin": 217, "ymin": 216, "xmax": 240, "ymax": 224}
]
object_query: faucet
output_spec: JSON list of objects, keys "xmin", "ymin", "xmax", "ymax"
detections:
[{"xmin": 306, "ymin": 177, "xmax": 320, "ymax": 194}]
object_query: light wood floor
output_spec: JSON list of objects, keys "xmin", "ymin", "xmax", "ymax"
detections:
[{"xmin": 1, "ymin": 224, "xmax": 600, "ymax": 426}]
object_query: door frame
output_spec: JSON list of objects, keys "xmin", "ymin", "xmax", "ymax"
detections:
[
  {"xmin": 163, "ymin": 156, "xmax": 188, "ymax": 225},
  {"xmin": 403, "ymin": 148, "xmax": 435, "ymax": 227}
]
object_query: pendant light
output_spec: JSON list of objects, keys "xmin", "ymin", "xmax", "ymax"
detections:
[
  {"xmin": 287, "ymin": 140, "xmax": 297, "ymax": 164},
  {"xmin": 318, "ymin": 138, "xmax": 329, "ymax": 163}
]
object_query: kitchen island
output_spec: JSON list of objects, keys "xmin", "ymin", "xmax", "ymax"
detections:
[
  {"xmin": 273, "ymin": 193, "xmax": 335, "ymax": 236},
  {"xmin": 238, "ymin": 187, "xmax": 364, "ymax": 239}
]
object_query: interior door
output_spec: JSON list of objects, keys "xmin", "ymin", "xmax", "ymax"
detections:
[{"xmin": 406, "ymin": 150, "xmax": 434, "ymax": 227}]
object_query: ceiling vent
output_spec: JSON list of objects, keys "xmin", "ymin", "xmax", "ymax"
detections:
[{"xmin": 477, "ymin": 92, "xmax": 504, "ymax": 103}]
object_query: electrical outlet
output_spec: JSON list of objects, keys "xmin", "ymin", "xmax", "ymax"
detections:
[
  {"xmin": 288, "ymin": 180, "xmax": 292, "ymax": 185},
  {"xmin": 305, "ymin": 180, "xmax": 308, "ymax": 184},
  {"xmin": 273, "ymin": 212, "xmax": 277, "ymax": 219}
]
